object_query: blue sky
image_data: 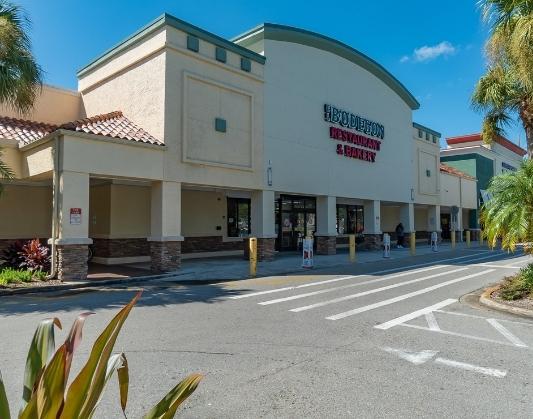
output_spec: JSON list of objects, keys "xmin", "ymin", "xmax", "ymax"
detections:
[{"xmin": 19, "ymin": 0, "xmax": 525, "ymax": 147}]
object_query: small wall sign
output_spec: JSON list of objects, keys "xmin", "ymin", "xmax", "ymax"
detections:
[{"xmin": 70, "ymin": 208, "xmax": 82, "ymax": 225}]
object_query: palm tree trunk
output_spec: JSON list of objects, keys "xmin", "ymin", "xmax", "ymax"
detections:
[{"xmin": 520, "ymin": 100, "xmax": 533, "ymax": 159}]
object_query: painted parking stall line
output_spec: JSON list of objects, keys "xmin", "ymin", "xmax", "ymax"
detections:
[
  {"xmin": 231, "ymin": 251, "xmax": 504, "ymax": 301},
  {"xmin": 375, "ymin": 299, "xmax": 457, "ymax": 330},
  {"xmin": 434, "ymin": 358, "xmax": 507, "ymax": 378},
  {"xmin": 289, "ymin": 268, "xmax": 467, "ymax": 313},
  {"xmin": 326, "ymin": 270, "xmax": 494, "ymax": 321},
  {"xmin": 259, "ymin": 265, "xmax": 446, "ymax": 306}
]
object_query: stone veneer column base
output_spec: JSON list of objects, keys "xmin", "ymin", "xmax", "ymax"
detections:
[
  {"xmin": 57, "ymin": 244, "xmax": 89, "ymax": 281},
  {"xmin": 363, "ymin": 234, "xmax": 382, "ymax": 250},
  {"xmin": 244, "ymin": 238, "xmax": 276, "ymax": 261},
  {"xmin": 316, "ymin": 236, "xmax": 337, "ymax": 255},
  {"xmin": 150, "ymin": 241, "xmax": 181, "ymax": 273}
]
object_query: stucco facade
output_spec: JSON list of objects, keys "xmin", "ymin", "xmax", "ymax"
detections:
[{"xmin": 0, "ymin": 14, "xmax": 478, "ymax": 279}]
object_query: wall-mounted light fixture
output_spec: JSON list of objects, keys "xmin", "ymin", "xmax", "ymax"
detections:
[
  {"xmin": 267, "ymin": 160, "xmax": 273, "ymax": 186},
  {"xmin": 410, "ymin": 188, "xmax": 415, "ymax": 201}
]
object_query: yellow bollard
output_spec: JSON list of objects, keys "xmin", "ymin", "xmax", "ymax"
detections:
[
  {"xmin": 479, "ymin": 229, "xmax": 484, "ymax": 246},
  {"xmin": 466, "ymin": 230, "xmax": 471, "ymax": 248},
  {"xmin": 410, "ymin": 232, "xmax": 416, "ymax": 256},
  {"xmin": 451, "ymin": 230, "xmax": 456, "ymax": 249},
  {"xmin": 349, "ymin": 234, "xmax": 356, "ymax": 263},
  {"xmin": 249, "ymin": 237, "xmax": 257, "ymax": 277}
]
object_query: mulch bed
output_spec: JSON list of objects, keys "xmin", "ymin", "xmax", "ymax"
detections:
[
  {"xmin": 0, "ymin": 279, "xmax": 63, "ymax": 289},
  {"xmin": 491, "ymin": 288, "xmax": 533, "ymax": 311}
]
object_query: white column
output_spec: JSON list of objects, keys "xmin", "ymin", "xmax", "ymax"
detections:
[
  {"xmin": 251, "ymin": 190, "xmax": 276, "ymax": 238},
  {"xmin": 316, "ymin": 196, "xmax": 337, "ymax": 236},
  {"xmin": 400, "ymin": 203, "xmax": 415, "ymax": 233},
  {"xmin": 57, "ymin": 170, "xmax": 91, "ymax": 244},
  {"xmin": 427, "ymin": 205, "xmax": 441, "ymax": 232},
  {"xmin": 149, "ymin": 180, "xmax": 182, "ymax": 241},
  {"xmin": 456, "ymin": 207, "xmax": 463, "ymax": 241},
  {"xmin": 363, "ymin": 200, "xmax": 381, "ymax": 234}
]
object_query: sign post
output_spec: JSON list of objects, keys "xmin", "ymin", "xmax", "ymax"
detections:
[
  {"xmin": 383, "ymin": 233, "xmax": 391, "ymax": 258},
  {"xmin": 349, "ymin": 234, "xmax": 356, "ymax": 263},
  {"xmin": 249, "ymin": 237, "xmax": 257, "ymax": 277},
  {"xmin": 302, "ymin": 237, "xmax": 314, "ymax": 268}
]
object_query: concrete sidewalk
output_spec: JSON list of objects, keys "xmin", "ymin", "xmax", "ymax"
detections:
[{"xmin": 170, "ymin": 242, "xmax": 484, "ymax": 282}]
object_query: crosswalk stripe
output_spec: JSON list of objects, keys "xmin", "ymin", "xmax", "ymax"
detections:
[
  {"xmin": 289, "ymin": 268, "xmax": 466, "ymax": 312},
  {"xmin": 230, "ymin": 251, "xmax": 500, "ymax": 300},
  {"xmin": 258, "ymin": 265, "xmax": 445, "ymax": 306},
  {"xmin": 325, "ymin": 269, "xmax": 495, "ymax": 320}
]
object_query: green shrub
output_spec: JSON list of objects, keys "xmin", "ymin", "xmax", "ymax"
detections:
[
  {"xmin": 499, "ymin": 263, "xmax": 533, "ymax": 300},
  {"xmin": 0, "ymin": 268, "xmax": 46, "ymax": 286}
]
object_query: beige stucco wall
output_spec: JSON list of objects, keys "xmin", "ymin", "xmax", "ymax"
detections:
[
  {"xmin": 414, "ymin": 207, "xmax": 428, "ymax": 231},
  {"xmin": 460, "ymin": 178, "xmax": 477, "ymax": 209},
  {"xmin": 89, "ymin": 183, "xmax": 111, "ymax": 237},
  {"xmin": 0, "ymin": 141, "xmax": 22, "ymax": 178},
  {"xmin": 163, "ymin": 28, "xmax": 264, "ymax": 190},
  {"xmin": 110, "ymin": 184, "xmax": 150, "ymax": 237},
  {"xmin": 440, "ymin": 173, "xmax": 477, "ymax": 210},
  {"xmin": 414, "ymin": 137, "xmax": 439, "ymax": 205},
  {"xmin": 0, "ymin": 184, "xmax": 52, "ymax": 239},
  {"xmin": 381, "ymin": 205, "xmax": 400, "ymax": 232},
  {"xmin": 0, "ymin": 85, "xmax": 82, "ymax": 125},
  {"xmin": 261, "ymin": 39, "xmax": 414, "ymax": 202},
  {"xmin": 21, "ymin": 142, "xmax": 54, "ymax": 179},
  {"xmin": 181, "ymin": 190, "xmax": 226, "ymax": 237}
]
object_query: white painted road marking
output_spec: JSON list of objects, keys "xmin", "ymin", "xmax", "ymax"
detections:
[
  {"xmin": 230, "ymin": 251, "xmax": 499, "ymax": 300},
  {"xmin": 326, "ymin": 270, "xmax": 494, "ymax": 320},
  {"xmin": 486, "ymin": 318, "xmax": 528, "ymax": 348},
  {"xmin": 289, "ymin": 269, "xmax": 466, "ymax": 312},
  {"xmin": 425, "ymin": 311, "xmax": 441, "ymax": 331},
  {"xmin": 434, "ymin": 357, "xmax": 507, "ymax": 378},
  {"xmin": 259, "ymin": 265, "xmax": 445, "ymax": 306},
  {"xmin": 382, "ymin": 347, "xmax": 438, "ymax": 365},
  {"xmin": 375, "ymin": 299, "xmax": 457, "ymax": 330}
]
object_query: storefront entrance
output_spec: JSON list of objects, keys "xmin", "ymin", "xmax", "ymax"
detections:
[
  {"xmin": 441, "ymin": 213, "xmax": 451, "ymax": 240},
  {"xmin": 276, "ymin": 195, "xmax": 316, "ymax": 251}
]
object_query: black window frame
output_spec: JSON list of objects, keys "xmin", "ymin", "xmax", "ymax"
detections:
[
  {"xmin": 227, "ymin": 197, "xmax": 251, "ymax": 237},
  {"xmin": 336, "ymin": 204, "xmax": 364, "ymax": 235}
]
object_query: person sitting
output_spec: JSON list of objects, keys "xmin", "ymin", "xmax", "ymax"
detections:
[{"xmin": 395, "ymin": 222, "xmax": 405, "ymax": 248}]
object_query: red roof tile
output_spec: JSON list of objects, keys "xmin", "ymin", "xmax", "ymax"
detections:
[
  {"xmin": 0, "ymin": 111, "xmax": 163, "ymax": 146},
  {"xmin": 446, "ymin": 133, "xmax": 526, "ymax": 157},
  {"xmin": 0, "ymin": 116, "xmax": 57, "ymax": 145},
  {"xmin": 440, "ymin": 163, "xmax": 476, "ymax": 180},
  {"xmin": 59, "ymin": 111, "xmax": 162, "ymax": 145}
]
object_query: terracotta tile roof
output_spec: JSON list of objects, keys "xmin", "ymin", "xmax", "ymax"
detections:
[
  {"xmin": 0, "ymin": 111, "xmax": 163, "ymax": 146},
  {"xmin": 440, "ymin": 163, "xmax": 476, "ymax": 181},
  {"xmin": 0, "ymin": 116, "xmax": 57, "ymax": 146},
  {"xmin": 59, "ymin": 111, "xmax": 163, "ymax": 145},
  {"xmin": 446, "ymin": 133, "xmax": 526, "ymax": 157}
]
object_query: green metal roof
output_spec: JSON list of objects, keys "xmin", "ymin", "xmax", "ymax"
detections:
[
  {"xmin": 412, "ymin": 122, "xmax": 441, "ymax": 137},
  {"xmin": 233, "ymin": 23, "xmax": 420, "ymax": 110}
]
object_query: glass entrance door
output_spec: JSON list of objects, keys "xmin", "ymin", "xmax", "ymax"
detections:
[{"xmin": 277, "ymin": 196, "xmax": 316, "ymax": 251}]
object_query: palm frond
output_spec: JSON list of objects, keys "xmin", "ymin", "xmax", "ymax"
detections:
[{"xmin": 0, "ymin": 0, "xmax": 42, "ymax": 115}]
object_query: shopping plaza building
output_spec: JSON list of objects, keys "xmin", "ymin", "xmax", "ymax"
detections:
[{"xmin": 0, "ymin": 14, "xmax": 492, "ymax": 279}]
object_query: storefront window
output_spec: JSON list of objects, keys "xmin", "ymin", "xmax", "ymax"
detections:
[
  {"xmin": 336, "ymin": 205, "xmax": 364, "ymax": 234},
  {"xmin": 227, "ymin": 198, "xmax": 251, "ymax": 237}
]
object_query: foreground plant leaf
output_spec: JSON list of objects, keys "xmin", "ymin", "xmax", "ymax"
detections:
[
  {"xmin": 21, "ymin": 317, "xmax": 62, "ymax": 411},
  {"xmin": 117, "ymin": 354, "xmax": 129, "ymax": 415},
  {"xmin": 89, "ymin": 353, "xmax": 129, "ymax": 418},
  {"xmin": 0, "ymin": 371, "xmax": 11, "ymax": 419},
  {"xmin": 143, "ymin": 373, "xmax": 203, "ymax": 419},
  {"xmin": 60, "ymin": 291, "xmax": 142, "ymax": 418},
  {"xmin": 20, "ymin": 313, "xmax": 93, "ymax": 419}
]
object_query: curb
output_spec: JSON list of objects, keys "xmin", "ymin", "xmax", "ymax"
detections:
[
  {"xmin": 0, "ymin": 271, "xmax": 183, "ymax": 297},
  {"xmin": 479, "ymin": 286, "xmax": 533, "ymax": 318}
]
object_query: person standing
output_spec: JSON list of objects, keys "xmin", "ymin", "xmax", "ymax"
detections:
[{"xmin": 395, "ymin": 222, "xmax": 405, "ymax": 248}]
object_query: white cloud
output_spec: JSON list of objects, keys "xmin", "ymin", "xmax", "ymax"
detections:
[{"xmin": 400, "ymin": 41, "xmax": 457, "ymax": 63}]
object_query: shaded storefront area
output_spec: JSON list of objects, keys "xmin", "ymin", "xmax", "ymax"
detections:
[{"xmin": 276, "ymin": 195, "xmax": 316, "ymax": 251}]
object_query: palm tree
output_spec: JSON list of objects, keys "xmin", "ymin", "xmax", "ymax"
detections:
[
  {"xmin": 0, "ymin": 1, "xmax": 43, "ymax": 191},
  {"xmin": 480, "ymin": 159, "xmax": 533, "ymax": 254},
  {"xmin": 472, "ymin": 0, "xmax": 533, "ymax": 158}
]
